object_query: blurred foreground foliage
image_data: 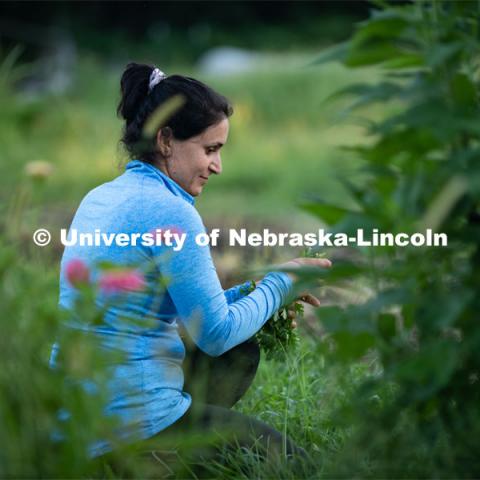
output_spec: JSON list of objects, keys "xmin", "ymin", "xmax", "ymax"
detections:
[
  {"xmin": 0, "ymin": 240, "xmax": 111, "ymax": 477},
  {"xmin": 304, "ymin": 1, "xmax": 480, "ymax": 477}
]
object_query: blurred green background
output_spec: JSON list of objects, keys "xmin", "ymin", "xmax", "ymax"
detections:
[{"xmin": 0, "ymin": 1, "xmax": 373, "ymax": 234}]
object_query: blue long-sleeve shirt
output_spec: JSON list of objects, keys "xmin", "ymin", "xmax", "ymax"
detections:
[{"xmin": 51, "ymin": 159, "xmax": 293, "ymax": 456}]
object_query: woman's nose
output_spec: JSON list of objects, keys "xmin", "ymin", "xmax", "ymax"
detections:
[{"xmin": 209, "ymin": 155, "xmax": 222, "ymax": 175}]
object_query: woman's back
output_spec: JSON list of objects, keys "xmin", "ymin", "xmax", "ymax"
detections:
[{"xmin": 55, "ymin": 160, "xmax": 196, "ymax": 455}]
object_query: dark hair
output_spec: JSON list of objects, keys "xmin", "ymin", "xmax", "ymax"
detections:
[{"xmin": 117, "ymin": 62, "xmax": 233, "ymax": 164}]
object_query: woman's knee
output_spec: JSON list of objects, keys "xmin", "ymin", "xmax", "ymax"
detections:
[{"xmin": 230, "ymin": 338, "xmax": 260, "ymax": 371}]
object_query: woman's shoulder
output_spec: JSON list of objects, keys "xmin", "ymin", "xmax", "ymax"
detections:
[
  {"xmin": 146, "ymin": 191, "xmax": 201, "ymax": 225},
  {"xmin": 75, "ymin": 179, "xmax": 118, "ymax": 208},
  {"xmin": 141, "ymin": 183, "xmax": 203, "ymax": 230},
  {"xmin": 74, "ymin": 170, "xmax": 203, "ymax": 232}
]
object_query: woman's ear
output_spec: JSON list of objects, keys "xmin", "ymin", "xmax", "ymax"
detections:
[{"xmin": 156, "ymin": 127, "xmax": 173, "ymax": 157}]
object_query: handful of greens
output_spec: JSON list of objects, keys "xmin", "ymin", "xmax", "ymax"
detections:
[
  {"xmin": 241, "ymin": 279, "xmax": 302, "ymax": 360},
  {"xmin": 243, "ymin": 248, "xmax": 325, "ymax": 360}
]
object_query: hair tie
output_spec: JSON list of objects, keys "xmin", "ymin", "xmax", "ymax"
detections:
[{"xmin": 148, "ymin": 67, "xmax": 167, "ymax": 93}]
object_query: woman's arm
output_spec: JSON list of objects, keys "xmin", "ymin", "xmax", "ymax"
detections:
[
  {"xmin": 147, "ymin": 200, "xmax": 293, "ymax": 357},
  {"xmin": 224, "ymin": 280, "xmax": 255, "ymax": 304}
]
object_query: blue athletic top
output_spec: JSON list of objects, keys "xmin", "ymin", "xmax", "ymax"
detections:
[{"xmin": 50, "ymin": 159, "xmax": 293, "ymax": 456}]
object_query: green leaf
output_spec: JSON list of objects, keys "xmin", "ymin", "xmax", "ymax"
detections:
[
  {"xmin": 319, "ymin": 306, "xmax": 376, "ymax": 335},
  {"xmin": 420, "ymin": 175, "xmax": 469, "ymax": 231},
  {"xmin": 345, "ymin": 41, "xmax": 405, "ymax": 68},
  {"xmin": 392, "ymin": 341, "xmax": 458, "ymax": 400},
  {"xmin": 310, "ymin": 42, "xmax": 349, "ymax": 66},
  {"xmin": 450, "ymin": 73, "xmax": 477, "ymax": 108},
  {"xmin": 332, "ymin": 331, "xmax": 376, "ymax": 361},
  {"xmin": 377, "ymin": 313, "xmax": 396, "ymax": 340},
  {"xmin": 0, "ymin": 45, "xmax": 31, "ymax": 86},
  {"xmin": 381, "ymin": 53, "xmax": 424, "ymax": 69},
  {"xmin": 326, "ymin": 81, "xmax": 403, "ymax": 109},
  {"xmin": 95, "ymin": 260, "xmax": 119, "ymax": 271},
  {"xmin": 300, "ymin": 201, "xmax": 360, "ymax": 225},
  {"xmin": 426, "ymin": 42, "xmax": 462, "ymax": 68},
  {"xmin": 353, "ymin": 11, "xmax": 410, "ymax": 42},
  {"xmin": 142, "ymin": 94, "xmax": 186, "ymax": 138}
]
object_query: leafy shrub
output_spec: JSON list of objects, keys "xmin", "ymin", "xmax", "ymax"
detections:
[{"xmin": 305, "ymin": 1, "xmax": 480, "ymax": 476}]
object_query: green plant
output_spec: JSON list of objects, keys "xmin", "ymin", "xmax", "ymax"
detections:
[
  {"xmin": 256, "ymin": 293, "xmax": 303, "ymax": 361},
  {"xmin": 302, "ymin": 1, "xmax": 480, "ymax": 476},
  {"xmin": 247, "ymin": 248, "xmax": 330, "ymax": 360},
  {"xmin": 240, "ymin": 279, "xmax": 300, "ymax": 360}
]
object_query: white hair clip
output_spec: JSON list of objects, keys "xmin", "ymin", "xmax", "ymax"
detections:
[{"xmin": 148, "ymin": 67, "xmax": 167, "ymax": 92}]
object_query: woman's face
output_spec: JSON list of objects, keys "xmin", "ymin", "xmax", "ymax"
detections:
[{"xmin": 159, "ymin": 118, "xmax": 229, "ymax": 197}]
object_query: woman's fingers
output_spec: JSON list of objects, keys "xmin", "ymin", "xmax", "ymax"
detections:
[
  {"xmin": 280, "ymin": 257, "xmax": 332, "ymax": 281},
  {"xmin": 292, "ymin": 257, "xmax": 332, "ymax": 268},
  {"xmin": 291, "ymin": 258, "xmax": 328, "ymax": 307},
  {"xmin": 287, "ymin": 309, "xmax": 298, "ymax": 328},
  {"xmin": 299, "ymin": 293, "xmax": 321, "ymax": 307},
  {"xmin": 287, "ymin": 309, "xmax": 298, "ymax": 329}
]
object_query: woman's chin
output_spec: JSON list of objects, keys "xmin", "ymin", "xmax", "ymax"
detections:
[{"xmin": 190, "ymin": 186, "xmax": 203, "ymax": 197}]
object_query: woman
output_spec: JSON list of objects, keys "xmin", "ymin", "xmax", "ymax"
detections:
[{"xmin": 53, "ymin": 62, "xmax": 331, "ymax": 465}]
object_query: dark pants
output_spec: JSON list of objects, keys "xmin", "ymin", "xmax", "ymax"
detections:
[
  {"xmin": 147, "ymin": 338, "xmax": 307, "ymax": 465},
  {"xmin": 182, "ymin": 336, "xmax": 261, "ymax": 408},
  {"xmin": 96, "ymin": 339, "xmax": 307, "ymax": 477}
]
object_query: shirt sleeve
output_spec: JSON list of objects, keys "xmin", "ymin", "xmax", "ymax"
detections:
[
  {"xmin": 146, "ymin": 200, "xmax": 293, "ymax": 357},
  {"xmin": 224, "ymin": 280, "xmax": 255, "ymax": 304}
]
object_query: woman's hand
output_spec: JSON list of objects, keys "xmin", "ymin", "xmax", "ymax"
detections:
[
  {"xmin": 281, "ymin": 256, "xmax": 332, "ymax": 275},
  {"xmin": 281, "ymin": 257, "xmax": 332, "ymax": 326},
  {"xmin": 254, "ymin": 257, "xmax": 332, "ymax": 329},
  {"xmin": 287, "ymin": 305, "xmax": 299, "ymax": 329},
  {"xmin": 286, "ymin": 294, "xmax": 324, "ymax": 329}
]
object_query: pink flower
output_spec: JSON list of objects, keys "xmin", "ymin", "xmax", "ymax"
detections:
[
  {"xmin": 65, "ymin": 259, "xmax": 90, "ymax": 288},
  {"xmin": 98, "ymin": 270, "xmax": 145, "ymax": 295}
]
